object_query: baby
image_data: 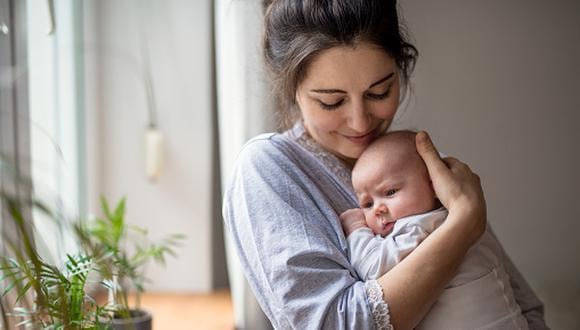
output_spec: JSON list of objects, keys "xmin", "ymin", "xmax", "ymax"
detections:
[{"xmin": 340, "ymin": 131, "xmax": 528, "ymax": 330}]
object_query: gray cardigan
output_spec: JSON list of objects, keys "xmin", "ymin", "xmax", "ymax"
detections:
[{"xmin": 223, "ymin": 126, "xmax": 547, "ymax": 329}]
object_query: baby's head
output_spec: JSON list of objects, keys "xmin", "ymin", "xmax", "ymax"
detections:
[{"xmin": 352, "ymin": 131, "xmax": 438, "ymax": 236}]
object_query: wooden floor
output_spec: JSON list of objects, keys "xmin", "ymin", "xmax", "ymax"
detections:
[{"xmin": 128, "ymin": 290, "xmax": 234, "ymax": 330}]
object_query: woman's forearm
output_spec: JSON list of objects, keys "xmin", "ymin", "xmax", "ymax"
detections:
[{"xmin": 378, "ymin": 210, "xmax": 483, "ymax": 329}]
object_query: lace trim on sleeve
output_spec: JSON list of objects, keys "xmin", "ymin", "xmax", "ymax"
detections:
[{"xmin": 365, "ymin": 280, "xmax": 394, "ymax": 330}]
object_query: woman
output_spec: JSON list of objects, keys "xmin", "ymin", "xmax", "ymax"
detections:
[{"xmin": 223, "ymin": 0, "xmax": 546, "ymax": 328}]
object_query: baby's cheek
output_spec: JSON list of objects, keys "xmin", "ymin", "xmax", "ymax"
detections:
[
  {"xmin": 388, "ymin": 199, "xmax": 407, "ymax": 220},
  {"xmin": 392, "ymin": 195, "xmax": 421, "ymax": 219},
  {"xmin": 364, "ymin": 212, "xmax": 375, "ymax": 226}
]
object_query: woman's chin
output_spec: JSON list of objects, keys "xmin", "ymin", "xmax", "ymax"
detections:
[{"xmin": 337, "ymin": 144, "xmax": 367, "ymax": 160}]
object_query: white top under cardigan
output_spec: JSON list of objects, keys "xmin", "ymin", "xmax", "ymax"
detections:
[
  {"xmin": 222, "ymin": 122, "xmax": 548, "ymax": 329},
  {"xmin": 348, "ymin": 207, "xmax": 529, "ymax": 329}
]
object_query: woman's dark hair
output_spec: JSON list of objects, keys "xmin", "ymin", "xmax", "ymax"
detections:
[{"xmin": 262, "ymin": 0, "xmax": 418, "ymax": 130}]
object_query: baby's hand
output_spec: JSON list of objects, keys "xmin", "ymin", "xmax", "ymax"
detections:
[{"xmin": 339, "ymin": 208, "xmax": 367, "ymax": 236}]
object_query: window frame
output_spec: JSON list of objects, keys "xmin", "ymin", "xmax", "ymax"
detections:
[{"xmin": 0, "ymin": 0, "xmax": 33, "ymax": 253}]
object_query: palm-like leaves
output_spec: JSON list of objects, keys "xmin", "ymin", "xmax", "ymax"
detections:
[
  {"xmin": 0, "ymin": 253, "xmax": 111, "ymax": 329},
  {"xmin": 1, "ymin": 187, "xmax": 183, "ymax": 329},
  {"xmin": 77, "ymin": 197, "xmax": 184, "ymax": 313}
]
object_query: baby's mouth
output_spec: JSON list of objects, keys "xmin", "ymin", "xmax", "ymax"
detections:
[
  {"xmin": 378, "ymin": 216, "xmax": 396, "ymax": 233},
  {"xmin": 382, "ymin": 221, "xmax": 395, "ymax": 230}
]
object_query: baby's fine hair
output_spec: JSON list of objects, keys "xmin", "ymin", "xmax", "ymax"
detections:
[
  {"xmin": 367, "ymin": 129, "xmax": 418, "ymax": 154},
  {"xmin": 354, "ymin": 130, "xmax": 421, "ymax": 173}
]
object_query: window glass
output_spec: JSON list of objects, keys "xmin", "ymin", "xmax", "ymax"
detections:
[{"xmin": 27, "ymin": 0, "xmax": 83, "ymax": 261}]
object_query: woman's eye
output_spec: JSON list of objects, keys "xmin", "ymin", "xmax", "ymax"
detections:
[
  {"xmin": 318, "ymin": 99, "xmax": 344, "ymax": 110},
  {"xmin": 366, "ymin": 88, "xmax": 391, "ymax": 100},
  {"xmin": 385, "ymin": 189, "xmax": 398, "ymax": 197}
]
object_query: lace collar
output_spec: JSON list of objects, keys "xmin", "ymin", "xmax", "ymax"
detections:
[{"xmin": 284, "ymin": 122, "xmax": 353, "ymax": 190}]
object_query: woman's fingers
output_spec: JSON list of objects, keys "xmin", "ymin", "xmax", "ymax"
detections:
[
  {"xmin": 443, "ymin": 157, "xmax": 471, "ymax": 174},
  {"xmin": 443, "ymin": 157, "xmax": 479, "ymax": 185},
  {"xmin": 416, "ymin": 131, "xmax": 450, "ymax": 182},
  {"xmin": 441, "ymin": 156, "xmax": 460, "ymax": 167},
  {"xmin": 415, "ymin": 131, "xmax": 487, "ymax": 242},
  {"xmin": 416, "ymin": 132, "xmax": 482, "ymax": 210}
]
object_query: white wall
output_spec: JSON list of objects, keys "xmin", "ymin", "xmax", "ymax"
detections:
[
  {"xmin": 397, "ymin": 1, "xmax": 580, "ymax": 328},
  {"xmin": 84, "ymin": 0, "xmax": 213, "ymax": 292}
]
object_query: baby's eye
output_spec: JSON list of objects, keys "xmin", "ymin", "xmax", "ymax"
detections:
[
  {"xmin": 385, "ymin": 189, "xmax": 398, "ymax": 197},
  {"xmin": 361, "ymin": 201, "xmax": 373, "ymax": 209}
]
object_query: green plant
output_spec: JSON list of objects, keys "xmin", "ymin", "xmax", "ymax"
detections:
[
  {"xmin": 0, "ymin": 188, "xmax": 112, "ymax": 329},
  {"xmin": 76, "ymin": 197, "xmax": 184, "ymax": 317},
  {"xmin": 0, "ymin": 164, "xmax": 183, "ymax": 328}
]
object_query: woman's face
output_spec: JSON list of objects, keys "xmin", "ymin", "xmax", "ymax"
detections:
[{"xmin": 295, "ymin": 42, "xmax": 400, "ymax": 166}]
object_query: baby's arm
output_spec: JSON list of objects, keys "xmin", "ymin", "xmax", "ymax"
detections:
[{"xmin": 340, "ymin": 209, "xmax": 445, "ymax": 280}]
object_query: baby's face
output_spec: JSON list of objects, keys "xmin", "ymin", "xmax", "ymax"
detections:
[{"xmin": 352, "ymin": 135, "xmax": 437, "ymax": 236}]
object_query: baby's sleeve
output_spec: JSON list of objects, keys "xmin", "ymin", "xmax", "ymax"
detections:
[{"xmin": 348, "ymin": 211, "xmax": 447, "ymax": 280}]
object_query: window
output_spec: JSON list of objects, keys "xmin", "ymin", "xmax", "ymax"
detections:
[
  {"xmin": 0, "ymin": 0, "xmax": 84, "ymax": 262},
  {"xmin": 0, "ymin": 0, "xmax": 32, "ymax": 253},
  {"xmin": 27, "ymin": 0, "xmax": 85, "ymax": 261}
]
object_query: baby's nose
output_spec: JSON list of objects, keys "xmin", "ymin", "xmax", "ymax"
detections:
[{"xmin": 374, "ymin": 203, "xmax": 388, "ymax": 217}]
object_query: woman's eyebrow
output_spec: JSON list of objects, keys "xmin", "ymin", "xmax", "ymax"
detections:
[
  {"xmin": 309, "ymin": 72, "xmax": 394, "ymax": 94},
  {"xmin": 369, "ymin": 72, "xmax": 394, "ymax": 88},
  {"xmin": 310, "ymin": 88, "xmax": 347, "ymax": 94}
]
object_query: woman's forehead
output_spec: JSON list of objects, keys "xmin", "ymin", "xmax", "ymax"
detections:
[{"xmin": 300, "ymin": 43, "xmax": 397, "ymax": 90}]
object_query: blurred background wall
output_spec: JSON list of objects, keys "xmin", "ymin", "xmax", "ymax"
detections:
[{"xmin": 82, "ymin": 0, "xmax": 216, "ymax": 292}]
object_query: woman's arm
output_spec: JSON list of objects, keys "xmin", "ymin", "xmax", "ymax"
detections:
[
  {"xmin": 223, "ymin": 138, "xmax": 376, "ymax": 329},
  {"xmin": 225, "ymin": 133, "xmax": 486, "ymax": 329},
  {"xmin": 378, "ymin": 132, "xmax": 487, "ymax": 329},
  {"xmin": 342, "ymin": 209, "xmax": 447, "ymax": 281}
]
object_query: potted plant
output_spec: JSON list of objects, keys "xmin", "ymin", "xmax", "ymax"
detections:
[
  {"xmin": 0, "ymin": 181, "xmax": 110, "ymax": 329},
  {"xmin": 75, "ymin": 197, "xmax": 184, "ymax": 330},
  {"xmin": 0, "ymin": 162, "xmax": 183, "ymax": 329}
]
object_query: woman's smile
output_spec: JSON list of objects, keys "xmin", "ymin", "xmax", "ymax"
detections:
[
  {"xmin": 339, "ymin": 126, "xmax": 381, "ymax": 145},
  {"xmin": 295, "ymin": 42, "xmax": 400, "ymax": 161}
]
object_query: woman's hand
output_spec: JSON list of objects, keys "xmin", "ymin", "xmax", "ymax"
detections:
[{"xmin": 415, "ymin": 131, "xmax": 487, "ymax": 244}]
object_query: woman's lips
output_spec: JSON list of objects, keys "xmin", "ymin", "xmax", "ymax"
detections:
[{"xmin": 342, "ymin": 129, "xmax": 377, "ymax": 144}]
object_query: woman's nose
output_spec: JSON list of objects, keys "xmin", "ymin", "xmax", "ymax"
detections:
[{"xmin": 347, "ymin": 100, "xmax": 371, "ymax": 133}]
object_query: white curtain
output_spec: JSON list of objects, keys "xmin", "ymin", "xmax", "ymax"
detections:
[{"xmin": 215, "ymin": 0, "xmax": 274, "ymax": 329}]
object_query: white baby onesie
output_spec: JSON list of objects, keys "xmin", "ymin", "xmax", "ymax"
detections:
[{"xmin": 347, "ymin": 207, "xmax": 529, "ymax": 329}]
